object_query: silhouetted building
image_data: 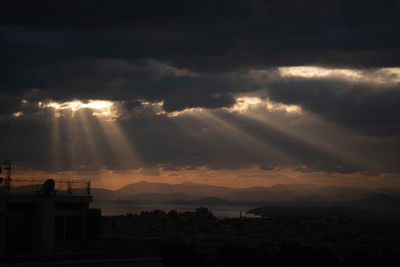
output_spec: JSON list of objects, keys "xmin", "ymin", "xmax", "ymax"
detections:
[
  {"xmin": 0, "ymin": 179, "xmax": 92, "ymax": 255},
  {"xmin": 0, "ymin": 178, "xmax": 164, "ymax": 266}
]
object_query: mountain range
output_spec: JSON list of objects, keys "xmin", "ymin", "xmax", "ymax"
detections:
[{"xmin": 91, "ymin": 181, "xmax": 400, "ymax": 210}]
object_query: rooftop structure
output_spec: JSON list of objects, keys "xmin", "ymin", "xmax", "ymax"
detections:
[
  {"xmin": 0, "ymin": 178, "xmax": 91, "ymax": 196},
  {"xmin": 0, "ymin": 162, "xmax": 163, "ymax": 266},
  {"xmin": 0, "ymin": 177, "xmax": 93, "ymax": 255}
]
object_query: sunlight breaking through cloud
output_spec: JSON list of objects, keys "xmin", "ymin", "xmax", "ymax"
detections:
[
  {"xmin": 39, "ymin": 100, "xmax": 119, "ymax": 121},
  {"xmin": 229, "ymin": 97, "xmax": 302, "ymax": 114},
  {"xmin": 230, "ymin": 97, "xmax": 262, "ymax": 113},
  {"xmin": 12, "ymin": 111, "xmax": 23, "ymax": 117},
  {"xmin": 279, "ymin": 66, "xmax": 400, "ymax": 84},
  {"xmin": 167, "ymin": 107, "xmax": 206, "ymax": 117},
  {"xmin": 160, "ymin": 97, "xmax": 302, "ymax": 117},
  {"xmin": 279, "ymin": 66, "xmax": 363, "ymax": 79}
]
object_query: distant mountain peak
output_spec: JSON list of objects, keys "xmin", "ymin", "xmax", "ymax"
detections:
[
  {"xmin": 181, "ymin": 181, "xmax": 195, "ymax": 185},
  {"xmin": 137, "ymin": 180, "xmax": 148, "ymax": 184}
]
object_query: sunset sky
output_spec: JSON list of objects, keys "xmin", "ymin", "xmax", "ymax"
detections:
[{"xmin": 1, "ymin": 0, "xmax": 400, "ymax": 189}]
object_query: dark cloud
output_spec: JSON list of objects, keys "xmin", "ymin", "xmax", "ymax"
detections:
[
  {"xmin": 1, "ymin": 104, "xmax": 398, "ymax": 174},
  {"xmin": 1, "ymin": 0, "xmax": 400, "ymax": 71},
  {"xmin": 0, "ymin": 0, "xmax": 399, "ymax": 174},
  {"xmin": 267, "ymin": 78, "xmax": 400, "ymax": 136},
  {"xmin": 1, "ymin": 0, "xmax": 400, "ymax": 102}
]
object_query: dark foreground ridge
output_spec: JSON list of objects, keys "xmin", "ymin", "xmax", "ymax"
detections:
[
  {"xmin": 2, "ymin": 177, "xmax": 400, "ymax": 266},
  {"xmin": 104, "ymin": 206, "xmax": 400, "ymax": 267}
]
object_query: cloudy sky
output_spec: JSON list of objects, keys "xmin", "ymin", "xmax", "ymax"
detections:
[{"xmin": 1, "ymin": 0, "xmax": 400, "ymax": 189}]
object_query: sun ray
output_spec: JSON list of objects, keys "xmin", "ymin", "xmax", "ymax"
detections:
[
  {"xmin": 95, "ymin": 117, "xmax": 141, "ymax": 169},
  {"xmin": 50, "ymin": 109, "xmax": 61, "ymax": 171},
  {"xmin": 190, "ymin": 111, "xmax": 297, "ymax": 165},
  {"xmin": 41, "ymin": 99, "xmax": 136, "ymax": 171},
  {"xmin": 64, "ymin": 113, "xmax": 80, "ymax": 171},
  {"xmin": 243, "ymin": 109, "xmax": 375, "ymax": 170},
  {"xmin": 75, "ymin": 109, "xmax": 102, "ymax": 169},
  {"xmin": 167, "ymin": 114, "xmax": 209, "ymax": 141}
]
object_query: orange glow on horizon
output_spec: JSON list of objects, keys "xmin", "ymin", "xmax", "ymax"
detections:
[{"xmin": 10, "ymin": 165, "xmax": 400, "ymax": 191}]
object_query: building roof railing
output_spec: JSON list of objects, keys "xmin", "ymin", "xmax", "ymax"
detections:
[{"xmin": 0, "ymin": 178, "xmax": 91, "ymax": 196}]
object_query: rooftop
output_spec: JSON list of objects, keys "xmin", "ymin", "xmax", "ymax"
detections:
[{"xmin": 0, "ymin": 178, "xmax": 91, "ymax": 196}]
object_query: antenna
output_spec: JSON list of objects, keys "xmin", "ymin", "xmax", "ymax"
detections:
[
  {"xmin": 4, "ymin": 160, "xmax": 11, "ymax": 179},
  {"xmin": 4, "ymin": 160, "xmax": 11, "ymax": 194}
]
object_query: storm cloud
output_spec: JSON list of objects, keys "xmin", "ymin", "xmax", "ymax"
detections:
[{"xmin": 0, "ymin": 0, "xmax": 399, "ymax": 178}]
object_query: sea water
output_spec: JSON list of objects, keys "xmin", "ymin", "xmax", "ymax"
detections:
[{"xmin": 91, "ymin": 201, "xmax": 260, "ymax": 218}]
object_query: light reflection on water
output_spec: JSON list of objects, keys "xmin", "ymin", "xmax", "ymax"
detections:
[{"xmin": 91, "ymin": 201, "xmax": 260, "ymax": 218}]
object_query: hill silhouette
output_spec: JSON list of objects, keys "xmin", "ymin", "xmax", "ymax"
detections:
[{"xmin": 91, "ymin": 181, "xmax": 400, "ymax": 210}]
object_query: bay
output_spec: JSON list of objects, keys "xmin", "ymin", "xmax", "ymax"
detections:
[{"xmin": 91, "ymin": 201, "xmax": 259, "ymax": 218}]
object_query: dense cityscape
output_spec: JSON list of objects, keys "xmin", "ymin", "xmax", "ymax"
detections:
[{"xmin": 103, "ymin": 207, "xmax": 400, "ymax": 266}]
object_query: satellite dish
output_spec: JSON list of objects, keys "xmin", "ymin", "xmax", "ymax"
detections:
[{"xmin": 42, "ymin": 179, "xmax": 55, "ymax": 196}]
